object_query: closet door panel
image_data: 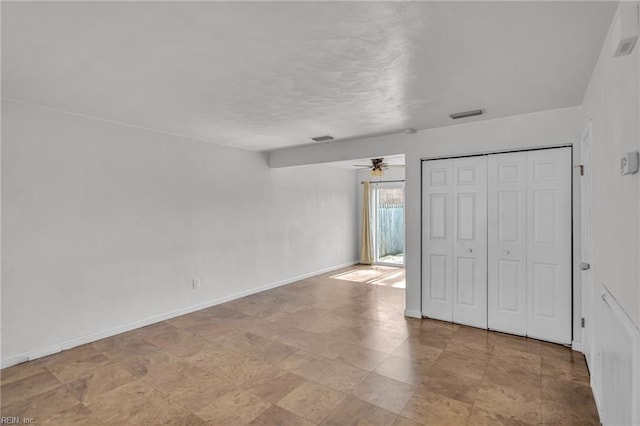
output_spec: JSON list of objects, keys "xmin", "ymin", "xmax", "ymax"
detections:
[
  {"xmin": 452, "ymin": 157, "xmax": 487, "ymax": 328},
  {"xmin": 422, "ymin": 160, "xmax": 454, "ymax": 322},
  {"xmin": 526, "ymin": 148, "xmax": 572, "ymax": 344},
  {"xmin": 487, "ymin": 153, "xmax": 527, "ymax": 335}
]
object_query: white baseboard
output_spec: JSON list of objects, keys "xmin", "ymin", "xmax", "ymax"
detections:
[
  {"xmin": 1, "ymin": 260, "xmax": 358, "ymax": 369},
  {"xmin": 591, "ymin": 375, "xmax": 603, "ymax": 422},
  {"xmin": 404, "ymin": 309, "xmax": 422, "ymax": 319},
  {"xmin": 572, "ymin": 340, "xmax": 583, "ymax": 353}
]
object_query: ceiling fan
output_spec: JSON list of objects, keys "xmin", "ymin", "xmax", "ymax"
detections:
[{"xmin": 353, "ymin": 158, "xmax": 404, "ymax": 177}]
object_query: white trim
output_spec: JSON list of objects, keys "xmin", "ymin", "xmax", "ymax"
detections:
[
  {"xmin": 572, "ymin": 340, "xmax": 583, "ymax": 353},
  {"xmin": 591, "ymin": 375, "xmax": 603, "ymax": 422},
  {"xmin": 404, "ymin": 309, "xmax": 423, "ymax": 319},
  {"xmin": 1, "ymin": 261, "xmax": 358, "ymax": 369}
]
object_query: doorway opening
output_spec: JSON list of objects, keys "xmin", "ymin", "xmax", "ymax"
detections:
[{"xmin": 372, "ymin": 183, "xmax": 405, "ymax": 266}]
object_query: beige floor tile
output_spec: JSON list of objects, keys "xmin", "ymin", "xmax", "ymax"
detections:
[
  {"xmin": 540, "ymin": 396, "xmax": 599, "ymax": 425},
  {"xmin": 183, "ymin": 320, "xmax": 238, "ymax": 342},
  {"xmin": 491, "ymin": 346, "xmax": 541, "ymax": 374},
  {"xmin": 0, "ymin": 370, "xmax": 62, "ymax": 408},
  {"xmin": 87, "ymin": 380, "xmax": 183, "ymax": 424},
  {"xmin": 38, "ymin": 403, "xmax": 104, "ymax": 426},
  {"xmin": 541, "ymin": 356, "xmax": 590, "ymax": 385},
  {"xmin": 167, "ymin": 373, "xmax": 236, "ymax": 412},
  {"xmin": 358, "ymin": 331, "xmax": 407, "ymax": 354},
  {"xmin": 539, "ymin": 341, "xmax": 579, "ymax": 361},
  {"xmin": 409, "ymin": 328, "xmax": 455, "ymax": 350},
  {"xmin": 320, "ymin": 395, "xmax": 398, "ymax": 425},
  {"xmin": 445, "ymin": 336, "xmax": 493, "ymax": 361},
  {"xmin": 194, "ymin": 387, "xmax": 271, "ymax": 424},
  {"xmin": 492, "ymin": 334, "xmax": 542, "ymax": 355},
  {"xmin": 304, "ymin": 334, "xmax": 355, "ymax": 360},
  {"xmin": 393, "ymin": 416, "xmax": 424, "ymax": 426},
  {"xmin": 277, "ymin": 380, "xmax": 346, "ymax": 423},
  {"xmin": 315, "ymin": 359, "xmax": 370, "ymax": 393},
  {"xmin": 248, "ymin": 405, "xmax": 315, "ymax": 426},
  {"xmin": 391, "ymin": 340, "xmax": 442, "ymax": 367},
  {"xmin": 46, "ymin": 353, "xmax": 111, "ymax": 383},
  {"xmin": 118, "ymin": 350, "xmax": 181, "ymax": 378},
  {"xmin": 164, "ymin": 413, "xmax": 209, "ymax": 425},
  {"xmin": 338, "ymin": 345, "xmax": 389, "ymax": 371},
  {"xmin": 67, "ymin": 362, "xmax": 136, "ymax": 403},
  {"xmin": 220, "ymin": 330, "xmax": 298, "ymax": 364},
  {"xmin": 0, "ymin": 265, "xmax": 598, "ymax": 425},
  {"xmin": 541, "ymin": 376, "xmax": 599, "ymax": 423},
  {"xmin": 351, "ymin": 373, "xmax": 416, "ymax": 414},
  {"xmin": 241, "ymin": 366, "xmax": 305, "ymax": 403},
  {"xmin": 401, "ymin": 388, "xmax": 472, "ymax": 426},
  {"xmin": 144, "ymin": 328, "xmax": 206, "ymax": 358},
  {"xmin": 374, "ymin": 354, "xmax": 431, "ymax": 385},
  {"xmin": 276, "ymin": 351, "xmax": 332, "ymax": 381},
  {"xmin": 483, "ymin": 359, "xmax": 541, "ymax": 399},
  {"xmin": 1, "ymin": 384, "xmax": 80, "ymax": 420},
  {"xmin": 0, "ymin": 362, "xmax": 49, "ymax": 387},
  {"xmin": 467, "ymin": 407, "xmax": 532, "ymax": 426},
  {"xmin": 94, "ymin": 333, "xmax": 163, "ymax": 362},
  {"xmin": 421, "ymin": 366, "xmax": 482, "ymax": 405},
  {"xmin": 474, "ymin": 384, "xmax": 540, "ymax": 425},
  {"xmin": 432, "ymin": 351, "xmax": 488, "ymax": 381}
]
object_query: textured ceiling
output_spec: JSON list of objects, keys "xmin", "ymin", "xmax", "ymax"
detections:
[{"xmin": 2, "ymin": 2, "xmax": 616, "ymax": 151}]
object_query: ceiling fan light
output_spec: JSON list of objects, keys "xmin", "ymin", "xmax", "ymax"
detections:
[{"xmin": 371, "ymin": 168, "xmax": 384, "ymax": 177}]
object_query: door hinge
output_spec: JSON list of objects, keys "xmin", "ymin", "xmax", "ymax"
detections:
[
  {"xmin": 581, "ymin": 317, "xmax": 585, "ymax": 328},
  {"xmin": 574, "ymin": 165, "xmax": 584, "ymax": 176}
]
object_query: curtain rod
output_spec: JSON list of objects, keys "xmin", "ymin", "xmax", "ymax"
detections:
[{"xmin": 360, "ymin": 179, "xmax": 405, "ymax": 184}]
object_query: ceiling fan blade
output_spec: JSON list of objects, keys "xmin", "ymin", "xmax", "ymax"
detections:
[{"xmin": 353, "ymin": 164, "xmax": 371, "ymax": 167}]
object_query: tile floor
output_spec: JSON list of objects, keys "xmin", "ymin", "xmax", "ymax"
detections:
[{"xmin": 1, "ymin": 265, "xmax": 599, "ymax": 425}]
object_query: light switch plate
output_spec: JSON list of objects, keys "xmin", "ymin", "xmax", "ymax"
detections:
[{"xmin": 620, "ymin": 151, "xmax": 639, "ymax": 175}]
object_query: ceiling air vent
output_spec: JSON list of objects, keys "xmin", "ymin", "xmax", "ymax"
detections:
[
  {"xmin": 311, "ymin": 135, "xmax": 334, "ymax": 142},
  {"xmin": 450, "ymin": 109, "xmax": 484, "ymax": 120}
]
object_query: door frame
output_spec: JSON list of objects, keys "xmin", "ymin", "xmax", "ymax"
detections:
[
  {"xmin": 580, "ymin": 120, "xmax": 593, "ymax": 365},
  {"xmin": 371, "ymin": 181, "xmax": 406, "ymax": 267}
]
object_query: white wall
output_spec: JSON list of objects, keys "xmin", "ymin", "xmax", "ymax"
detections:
[
  {"xmin": 580, "ymin": 3, "xmax": 640, "ymax": 422},
  {"xmin": 271, "ymin": 106, "xmax": 583, "ymax": 338},
  {"xmin": 583, "ymin": 2, "xmax": 640, "ymax": 328},
  {"xmin": 1, "ymin": 100, "xmax": 358, "ymax": 367}
]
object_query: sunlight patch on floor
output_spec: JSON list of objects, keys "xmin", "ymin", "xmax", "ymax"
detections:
[{"xmin": 330, "ymin": 265, "xmax": 405, "ymax": 288}]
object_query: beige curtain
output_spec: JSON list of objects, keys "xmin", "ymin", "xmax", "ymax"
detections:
[{"xmin": 360, "ymin": 182, "xmax": 374, "ymax": 264}]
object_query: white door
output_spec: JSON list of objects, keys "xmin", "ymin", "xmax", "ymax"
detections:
[
  {"xmin": 452, "ymin": 157, "xmax": 487, "ymax": 328},
  {"xmin": 487, "ymin": 152, "xmax": 527, "ymax": 335},
  {"xmin": 422, "ymin": 160, "xmax": 454, "ymax": 322},
  {"xmin": 526, "ymin": 147, "xmax": 572, "ymax": 344},
  {"xmin": 580, "ymin": 121, "xmax": 593, "ymax": 365}
]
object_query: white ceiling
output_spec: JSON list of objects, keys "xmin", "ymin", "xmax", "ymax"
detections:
[{"xmin": 2, "ymin": 2, "xmax": 616, "ymax": 152}]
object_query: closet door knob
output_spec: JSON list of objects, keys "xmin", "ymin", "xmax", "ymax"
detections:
[
  {"xmin": 466, "ymin": 248, "xmax": 473, "ymax": 253},
  {"xmin": 504, "ymin": 250, "xmax": 510, "ymax": 255}
]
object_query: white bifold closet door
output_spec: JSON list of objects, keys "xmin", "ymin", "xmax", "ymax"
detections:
[
  {"xmin": 422, "ymin": 159, "xmax": 454, "ymax": 322},
  {"xmin": 422, "ymin": 157, "xmax": 487, "ymax": 328},
  {"xmin": 525, "ymin": 148, "xmax": 572, "ymax": 344},
  {"xmin": 451, "ymin": 157, "xmax": 487, "ymax": 329},
  {"xmin": 423, "ymin": 147, "xmax": 572, "ymax": 345},
  {"xmin": 487, "ymin": 148, "xmax": 571, "ymax": 343},
  {"xmin": 487, "ymin": 152, "xmax": 528, "ymax": 336}
]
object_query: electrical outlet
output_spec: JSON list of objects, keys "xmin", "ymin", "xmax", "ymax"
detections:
[{"xmin": 192, "ymin": 277, "xmax": 201, "ymax": 290}]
